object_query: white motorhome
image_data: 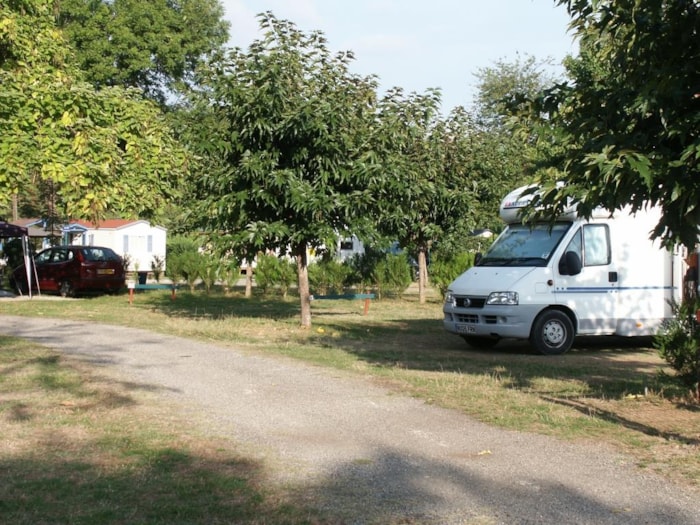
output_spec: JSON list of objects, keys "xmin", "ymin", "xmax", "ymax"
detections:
[{"xmin": 443, "ymin": 186, "xmax": 687, "ymax": 354}]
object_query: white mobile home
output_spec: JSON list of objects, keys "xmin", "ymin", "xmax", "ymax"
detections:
[
  {"xmin": 443, "ymin": 186, "xmax": 687, "ymax": 354},
  {"xmin": 65, "ymin": 219, "xmax": 167, "ymax": 273}
]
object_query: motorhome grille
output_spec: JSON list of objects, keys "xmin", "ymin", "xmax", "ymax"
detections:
[
  {"xmin": 455, "ymin": 296, "xmax": 486, "ymax": 308},
  {"xmin": 455, "ymin": 314, "xmax": 479, "ymax": 323}
]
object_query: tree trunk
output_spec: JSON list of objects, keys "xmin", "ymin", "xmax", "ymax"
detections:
[
  {"xmin": 417, "ymin": 249, "xmax": 429, "ymax": 304},
  {"xmin": 296, "ymin": 246, "xmax": 312, "ymax": 328},
  {"xmin": 244, "ymin": 263, "xmax": 253, "ymax": 298}
]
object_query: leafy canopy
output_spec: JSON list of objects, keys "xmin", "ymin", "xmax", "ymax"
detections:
[
  {"xmin": 191, "ymin": 12, "xmax": 381, "ymax": 325},
  {"xmin": 521, "ymin": 0, "xmax": 700, "ymax": 248},
  {"xmin": 194, "ymin": 12, "xmax": 379, "ymax": 260},
  {"xmin": 57, "ymin": 0, "xmax": 230, "ymax": 104},
  {"xmin": 0, "ymin": 0, "xmax": 189, "ymax": 222}
]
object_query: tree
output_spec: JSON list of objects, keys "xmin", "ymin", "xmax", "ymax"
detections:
[
  {"xmin": 473, "ymin": 53, "xmax": 559, "ymax": 131},
  {"xmin": 191, "ymin": 13, "xmax": 380, "ymax": 327},
  {"xmin": 521, "ymin": 0, "xmax": 700, "ymax": 249},
  {"xmin": 0, "ymin": 0, "xmax": 189, "ymax": 224},
  {"xmin": 57, "ymin": 0, "xmax": 230, "ymax": 104},
  {"xmin": 370, "ymin": 89, "xmax": 483, "ymax": 303}
]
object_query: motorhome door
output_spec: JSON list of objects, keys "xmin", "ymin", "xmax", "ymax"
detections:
[{"xmin": 554, "ymin": 222, "xmax": 619, "ymax": 334}]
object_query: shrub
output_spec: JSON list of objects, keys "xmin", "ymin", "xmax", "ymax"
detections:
[
  {"xmin": 167, "ymin": 251, "xmax": 204, "ymax": 291},
  {"xmin": 220, "ymin": 257, "xmax": 243, "ymax": 294},
  {"xmin": 309, "ymin": 259, "xmax": 352, "ymax": 295},
  {"xmin": 151, "ymin": 255, "xmax": 165, "ymax": 282},
  {"xmin": 654, "ymin": 300, "xmax": 700, "ymax": 396},
  {"xmin": 166, "ymin": 235, "xmax": 201, "ymax": 285},
  {"xmin": 255, "ymin": 254, "xmax": 296, "ymax": 297},
  {"xmin": 345, "ymin": 247, "xmax": 389, "ymax": 289},
  {"xmin": 167, "ymin": 234, "xmax": 200, "ymax": 257},
  {"xmin": 372, "ymin": 253, "xmax": 412, "ymax": 298},
  {"xmin": 429, "ymin": 251, "xmax": 476, "ymax": 296},
  {"xmin": 199, "ymin": 253, "xmax": 220, "ymax": 294}
]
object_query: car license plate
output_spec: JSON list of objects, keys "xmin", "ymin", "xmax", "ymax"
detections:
[
  {"xmin": 97, "ymin": 268, "xmax": 115, "ymax": 275},
  {"xmin": 456, "ymin": 324, "xmax": 475, "ymax": 334}
]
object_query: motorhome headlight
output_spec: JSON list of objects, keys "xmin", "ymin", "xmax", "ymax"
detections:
[
  {"xmin": 444, "ymin": 291, "xmax": 456, "ymax": 306},
  {"xmin": 486, "ymin": 291, "xmax": 519, "ymax": 305}
]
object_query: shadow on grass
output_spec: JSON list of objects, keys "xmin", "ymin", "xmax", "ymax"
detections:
[
  {"xmin": 2, "ymin": 440, "xmax": 696, "ymax": 524},
  {"xmin": 142, "ymin": 290, "xmax": 301, "ymax": 321},
  {"xmin": 0, "ymin": 449, "xmax": 317, "ymax": 525}
]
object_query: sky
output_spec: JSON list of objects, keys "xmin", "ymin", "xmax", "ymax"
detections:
[{"xmin": 219, "ymin": 0, "xmax": 579, "ymax": 112}]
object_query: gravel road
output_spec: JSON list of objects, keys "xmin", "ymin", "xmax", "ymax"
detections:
[{"xmin": 2, "ymin": 314, "xmax": 699, "ymax": 524}]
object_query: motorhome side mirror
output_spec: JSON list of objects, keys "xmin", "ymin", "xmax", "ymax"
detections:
[{"xmin": 559, "ymin": 251, "xmax": 582, "ymax": 276}]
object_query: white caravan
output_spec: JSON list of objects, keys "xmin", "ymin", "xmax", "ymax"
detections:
[{"xmin": 443, "ymin": 186, "xmax": 687, "ymax": 354}]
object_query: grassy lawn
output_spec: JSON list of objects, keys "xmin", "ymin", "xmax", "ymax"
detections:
[{"xmin": 1, "ymin": 283, "xmax": 699, "ymax": 523}]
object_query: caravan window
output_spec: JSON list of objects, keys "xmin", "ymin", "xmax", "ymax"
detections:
[{"xmin": 583, "ymin": 224, "xmax": 610, "ymax": 266}]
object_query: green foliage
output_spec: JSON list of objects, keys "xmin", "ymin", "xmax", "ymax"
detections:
[
  {"xmin": 371, "ymin": 254, "xmax": 412, "ymax": 298},
  {"xmin": 150, "ymin": 255, "xmax": 165, "ymax": 282},
  {"xmin": 191, "ymin": 13, "xmax": 382, "ymax": 325},
  {"xmin": 57, "ymin": 0, "xmax": 230, "ymax": 104},
  {"xmin": 199, "ymin": 254, "xmax": 220, "ymax": 294},
  {"xmin": 166, "ymin": 242, "xmax": 203, "ymax": 289},
  {"xmin": 308, "ymin": 259, "xmax": 352, "ymax": 295},
  {"xmin": 0, "ymin": 0, "xmax": 189, "ymax": 224},
  {"xmin": 254, "ymin": 254, "xmax": 296, "ymax": 298},
  {"xmin": 181, "ymin": 252, "xmax": 204, "ymax": 292},
  {"xmin": 167, "ymin": 235, "xmax": 201, "ymax": 258},
  {"xmin": 369, "ymin": 90, "xmax": 499, "ymax": 302},
  {"xmin": 474, "ymin": 53, "xmax": 559, "ymax": 130},
  {"xmin": 429, "ymin": 252, "xmax": 476, "ymax": 296},
  {"xmin": 654, "ymin": 300, "xmax": 700, "ymax": 393},
  {"xmin": 219, "ymin": 258, "xmax": 243, "ymax": 294},
  {"xmin": 522, "ymin": 0, "xmax": 700, "ymax": 249},
  {"xmin": 344, "ymin": 247, "xmax": 390, "ymax": 290}
]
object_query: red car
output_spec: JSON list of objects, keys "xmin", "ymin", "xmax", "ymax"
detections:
[{"xmin": 11, "ymin": 245, "xmax": 126, "ymax": 297}]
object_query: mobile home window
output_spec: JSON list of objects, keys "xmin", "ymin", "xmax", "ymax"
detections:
[{"xmin": 583, "ymin": 224, "xmax": 610, "ymax": 266}]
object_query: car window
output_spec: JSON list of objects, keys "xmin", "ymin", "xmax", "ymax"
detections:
[
  {"xmin": 82, "ymin": 247, "xmax": 120, "ymax": 262},
  {"xmin": 35, "ymin": 250, "xmax": 52, "ymax": 264},
  {"xmin": 52, "ymin": 249, "xmax": 69, "ymax": 262}
]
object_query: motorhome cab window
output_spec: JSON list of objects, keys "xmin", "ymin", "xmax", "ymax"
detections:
[
  {"xmin": 564, "ymin": 224, "xmax": 611, "ymax": 267},
  {"xmin": 479, "ymin": 223, "xmax": 571, "ymax": 267}
]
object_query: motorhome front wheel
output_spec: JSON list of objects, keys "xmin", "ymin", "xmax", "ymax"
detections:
[{"xmin": 530, "ymin": 310, "xmax": 574, "ymax": 355}]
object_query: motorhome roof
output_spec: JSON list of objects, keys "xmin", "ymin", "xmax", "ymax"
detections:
[{"xmin": 499, "ymin": 186, "xmax": 612, "ymax": 224}]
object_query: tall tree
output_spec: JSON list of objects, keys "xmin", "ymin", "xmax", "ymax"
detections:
[
  {"xmin": 521, "ymin": 0, "xmax": 699, "ymax": 248},
  {"xmin": 473, "ymin": 53, "xmax": 559, "ymax": 131},
  {"xmin": 0, "ymin": 0, "xmax": 189, "ymax": 224},
  {"xmin": 370, "ymin": 89, "xmax": 482, "ymax": 303},
  {"xmin": 192, "ymin": 13, "xmax": 379, "ymax": 327},
  {"xmin": 57, "ymin": 0, "xmax": 230, "ymax": 104}
]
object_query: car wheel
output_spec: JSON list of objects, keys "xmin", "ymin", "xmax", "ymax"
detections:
[
  {"xmin": 462, "ymin": 336, "xmax": 500, "ymax": 349},
  {"xmin": 59, "ymin": 280, "xmax": 74, "ymax": 298},
  {"xmin": 530, "ymin": 310, "xmax": 574, "ymax": 355}
]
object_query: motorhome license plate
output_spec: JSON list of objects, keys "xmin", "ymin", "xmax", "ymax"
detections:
[{"xmin": 456, "ymin": 324, "xmax": 475, "ymax": 334}]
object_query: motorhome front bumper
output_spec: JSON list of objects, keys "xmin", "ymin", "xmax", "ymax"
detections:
[{"xmin": 443, "ymin": 304, "xmax": 542, "ymax": 339}]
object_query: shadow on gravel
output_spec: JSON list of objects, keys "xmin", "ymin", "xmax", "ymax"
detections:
[{"xmin": 299, "ymin": 447, "xmax": 696, "ymax": 525}]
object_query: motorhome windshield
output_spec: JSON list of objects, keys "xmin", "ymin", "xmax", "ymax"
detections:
[{"xmin": 478, "ymin": 223, "xmax": 572, "ymax": 267}]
